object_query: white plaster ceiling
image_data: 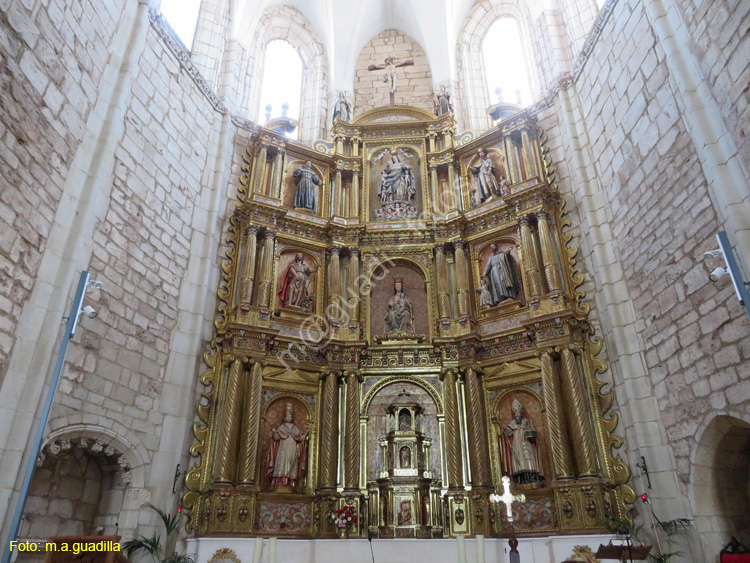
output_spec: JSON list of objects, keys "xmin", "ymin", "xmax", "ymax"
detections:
[{"xmin": 233, "ymin": 0, "xmax": 514, "ymax": 91}]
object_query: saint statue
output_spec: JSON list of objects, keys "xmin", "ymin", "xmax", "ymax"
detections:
[
  {"xmin": 332, "ymin": 91, "xmax": 353, "ymax": 122},
  {"xmin": 499, "ymin": 399, "xmax": 544, "ymax": 485},
  {"xmin": 267, "ymin": 403, "xmax": 307, "ymax": 491},
  {"xmin": 477, "ymin": 278, "xmax": 493, "ymax": 308},
  {"xmin": 483, "ymin": 243, "xmax": 522, "ymax": 305},
  {"xmin": 384, "ymin": 277, "xmax": 414, "ymax": 334},
  {"xmin": 399, "ymin": 409, "xmax": 411, "ymax": 430},
  {"xmin": 378, "ymin": 155, "xmax": 416, "ymax": 205},
  {"xmin": 293, "ymin": 160, "xmax": 322, "ymax": 212},
  {"xmin": 399, "ymin": 446, "xmax": 411, "ymax": 468},
  {"xmin": 469, "ymin": 150, "xmax": 500, "ymax": 203},
  {"xmin": 434, "ymin": 85, "xmax": 453, "ymax": 116},
  {"xmin": 278, "ymin": 252, "xmax": 317, "ymax": 309}
]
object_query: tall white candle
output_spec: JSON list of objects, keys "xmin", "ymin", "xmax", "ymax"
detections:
[
  {"xmin": 476, "ymin": 534, "xmax": 485, "ymax": 563},
  {"xmin": 269, "ymin": 537, "xmax": 277, "ymax": 563},
  {"xmin": 252, "ymin": 537, "xmax": 263, "ymax": 563},
  {"xmin": 457, "ymin": 534, "xmax": 467, "ymax": 563}
]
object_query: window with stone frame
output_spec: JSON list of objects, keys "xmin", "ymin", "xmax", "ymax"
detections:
[
  {"xmin": 482, "ymin": 16, "xmax": 533, "ymax": 107},
  {"xmin": 160, "ymin": 0, "xmax": 202, "ymax": 50}
]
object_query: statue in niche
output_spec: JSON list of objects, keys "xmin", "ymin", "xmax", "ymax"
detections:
[
  {"xmin": 384, "ymin": 277, "xmax": 414, "ymax": 334},
  {"xmin": 434, "ymin": 85, "xmax": 453, "ymax": 116},
  {"xmin": 399, "ymin": 409, "xmax": 411, "ymax": 430},
  {"xmin": 278, "ymin": 253, "xmax": 317, "ymax": 309},
  {"xmin": 332, "ymin": 91, "xmax": 353, "ymax": 122},
  {"xmin": 397, "ymin": 500, "xmax": 413, "ymax": 525},
  {"xmin": 477, "ymin": 278, "xmax": 493, "ymax": 308},
  {"xmin": 378, "ymin": 155, "xmax": 416, "ymax": 205},
  {"xmin": 400, "ymin": 446, "xmax": 411, "ymax": 468},
  {"xmin": 267, "ymin": 402, "xmax": 308, "ymax": 492},
  {"xmin": 293, "ymin": 160, "xmax": 321, "ymax": 212},
  {"xmin": 469, "ymin": 149, "xmax": 500, "ymax": 203},
  {"xmin": 483, "ymin": 243, "xmax": 522, "ymax": 305},
  {"xmin": 499, "ymin": 399, "xmax": 544, "ymax": 486}
]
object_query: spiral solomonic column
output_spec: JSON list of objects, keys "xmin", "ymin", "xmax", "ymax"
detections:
[
  {"xmin": 239, "ymin": 226, "xmax": 259, "ymax": 311},
  {"xmin": 462, "ymin": 365, "xmax": 492, "ymax": 489},
  {"xmin": 540, "ymin": 350, "xmax": 574, "ymax": 479},
  {"xmin": 318, "ymin": 370, "xmax": 340, "ymax": 491},
  {"xmin": 343, "ymin": 370, "xmax": 362, "ymax": 492},
  {"xmin": 560, "ymin": 346, "xmax": 598, "ymax": 477},
  {"xmin": 537, "ymin": 210, "xmax": 562, "ymax": 295},
  {"xmin": 440, "ymin": 368, "xmax": 464, "ymax": 490},
  {"xmin": 238, "ymin": 359, "xmax": 265, "ymax": 484},
  {"xmin": 214, "ymin": 358, "xmax": 243, "ymax": 483}
]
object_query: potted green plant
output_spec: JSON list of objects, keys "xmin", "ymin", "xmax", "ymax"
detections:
[
  {"xmin": 122, "ymin": 504, "xmax": 194, "ymax": 563},
  {"xmin": 601, "ymin": 515, "xmax": 693, "ymax": 562}
]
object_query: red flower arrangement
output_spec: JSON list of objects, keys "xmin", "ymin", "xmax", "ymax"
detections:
[{"xmin": 328, "ymin": 505, "xmax": 358, "ymax": 532}]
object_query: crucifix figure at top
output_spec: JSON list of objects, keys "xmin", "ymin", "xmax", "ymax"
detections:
[{"xmin": 367, "ymin": 57, "xmax": 414, "ymax": 105}]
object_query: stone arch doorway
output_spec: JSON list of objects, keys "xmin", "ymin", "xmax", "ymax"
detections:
[{"xmin": 690, "ymin": 414, "xmax": 750, "ymax": 561}]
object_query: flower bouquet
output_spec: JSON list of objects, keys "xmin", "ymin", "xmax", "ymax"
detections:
[{"xmin": 328, "ymin": 505, "xmax": 358, "ymax": 538}]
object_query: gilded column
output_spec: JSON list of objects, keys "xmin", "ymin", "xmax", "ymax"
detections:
[
  {"xmin": 434, "ymin": 244, "xmax": 451, "ymax": 323},
  {"xmin": 430, "ymin": 166, "xmax": 440, "ymax": 216},
  {"xmin": 253, "ymin": 144, "xmax": 268, "ymax": 193},
  {"xmin": 537, "ymin": 210, "xmax": 562, "ymax": 294},
  {"xmin": 518, "ymin": 216, "xmax": 542, "ymax": 300},
  {"xmin": 239, "ymin": 225, "xmax": 259, "ymax": 311},
  {"xmin": 328, "ymin": 246, "xmax": 342, "ymax": 323},
  {"xmin": 540, "ymin": 351, "xmax": 574, "ymax": 479},
  {"xmin": 256, "ymin": 230, "xmax": 276, "ymax": 309},
  {"xmin": 344, "ymin": 370, "xmax": 362, "ymax": 491},
  {"xmin": 504, "ymin": 136, "xmax": 519, "ymax": 184},
  {"xmin": 347, "ymin": 248, "xmax": 360, "ymax": 325},
  {"xmin": 560, "ymin": 346, "xmax": 598, "ymax": 477},
  {"xmin": 271, "ymin": 149, "xmax": 285, "ymax": 198},
  {"xmin": 351, "ymin": 170, "xmax": 360, "ymax": 219},
  {"xmin": 521, "ymin": 129, "xmax": 539, "ymax": 179},
  {"xmin": 214, "ymin": 358, "xmax": 243, "ymax": 483},
  {"xmin": 447, "ymin": 163, "xmax": 457, "ymax": 212},
  {"xmin": 318, "ymin": 370, "xmax": 340, "ymax": 490},
  {"xmin": 238, "ymin": 359, "xmax": 264, "ymax": 484},
  {"xmin": 440, "ymin": 368, "xmax": 464, "ymax": 489},
  {"xmin": 454, "ymin": 241, "xmax": 470, "ymax": 319},
  {"xmin": 334, "ymin": 169, "xmax": 343, "ymax": 216},
  {"xmin": 463, "ymin": 366, "xmax": 492, "ymax": 489}
]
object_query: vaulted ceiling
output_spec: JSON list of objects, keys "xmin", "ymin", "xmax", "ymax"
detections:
[{"xmin": 233, "ymin": 0, "xmax": 552, "ymax": 90}]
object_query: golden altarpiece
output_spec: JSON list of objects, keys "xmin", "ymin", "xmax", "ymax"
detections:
[{"xmin": 183, "ymin": 105, "xmax": 634, "ymax": 539}]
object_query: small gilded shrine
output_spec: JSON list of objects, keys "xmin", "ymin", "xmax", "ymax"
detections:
[{"xmin": 183, "ymin": 103, "xmax": 634, "ymax": 540}]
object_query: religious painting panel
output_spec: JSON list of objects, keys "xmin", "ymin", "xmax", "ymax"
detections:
[
  {"xmin": 282, "ymin": 157, "xmax": 326, "ymax": 215},
  {"xmin": 463, "ymin": 147, "xmax": 508, "ymax": 208},
  {"xmin": 363, "ymin": 380, "xmax": 442, "ymax": 483},
  {"xmin": 274, "ymin": 247, "xmax": 322, "ymax": 315},
  {"xmin": 368, "ymin": 261, "xmax": 430, "ymax": 341},
  {"xmin": 257, "ymin": 499, "xmax": 313, "ymax": 534},
  {"xmin": 496, "ymin": 496, "xmax": 558, "ymax": 532},
  {"xmin": 491, "ymin": 389, "xmax": 551, "ymax": 490},
  {"xmin": 260, "ymin": 395, "xmax": 313, "ymax": 494},
  {"xmin": 367, "ymin": 147, "xmax": 423, "ymax": 222},
  {"xmin": 473, "ymin": 238, "xmax": 525, "ymax": 314}
]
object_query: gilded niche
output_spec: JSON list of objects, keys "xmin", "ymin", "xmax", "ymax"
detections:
[{"xmin": 369, "ymin": 147, "xmax": 422, "ymax": 221}]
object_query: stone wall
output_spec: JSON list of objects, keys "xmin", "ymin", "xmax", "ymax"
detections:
[
  {"xmin": 353, "ymin": 30, "xmax": 433, "ymax": 115},
  {"xmin": 0, "ymin": 0, "xmax": 127, "ymax": 386}
]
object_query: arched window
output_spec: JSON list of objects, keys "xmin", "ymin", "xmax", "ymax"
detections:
[
  {"xmin": 257, "ymin": 40, "xmax": 304, "ymax": 136},
  {"xmin": 482, "ymin": 18, "xmax": 533, "ymax": 107},
  {"xmin": 160, "ymin": 0, "xmax": 202, "ymax": 50}
]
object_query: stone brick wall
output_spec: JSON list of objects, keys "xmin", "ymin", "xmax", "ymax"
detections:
[
  {"xmin": 0, "ymin": 0, "xmax": 126, "ymax": 386},
  {"xmin": 353, "ymin": 30, "xmax": 433, "ymax": 115}
]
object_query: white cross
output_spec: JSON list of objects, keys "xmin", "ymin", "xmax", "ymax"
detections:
[{"xmin": 489, "ymin": 476, "xmax": 526, "ymax": 523}]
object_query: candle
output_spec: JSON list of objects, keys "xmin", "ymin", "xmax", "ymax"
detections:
[
  {"xmin": 252, "ymin": 537, "xmax": 263, "ymax": 563},
  {"xmin": 269, "ymin": 537, "xmax": 277, "ymax": 563},
  {"xmin": 476, "ymin": 534, "xmax": 485, "ymax": 563},
  {"xmin": 457, "ymin": 534, "xmax": 467, "ymax": 563}
]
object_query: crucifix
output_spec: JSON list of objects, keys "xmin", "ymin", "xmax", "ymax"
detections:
[
  {"xmin": 367, "ymin": 56, "xmax": 414, "ymax": 105},
  {"xmin": 490, "ymin": 476, "xmax": 526, "ymax": 563}
]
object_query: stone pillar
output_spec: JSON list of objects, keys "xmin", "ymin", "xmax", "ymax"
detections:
[
  {"xmin": 430, "ymin": 166, "xmax": 440, "ymax": 216},
  {"xmin": 238, "ymin": 359, "xmax": 264, "ymax": 484},
  {"xmin": 256, "ymin": 230, "xmax": 276, "ymax": 309},
  {"xmin": 462, "ymin": 366, "xmax": 492, "ymax": 489},
  {"xmin": 454, "ymin": 241, "xmax": 470, "ymax": 319},
  {"xmin": 334, "ymin": 169, "xmax": 343, "ymax": 216},
  {"xmin": 540, "ymin": 351, "xmax": 574, "ymax": 479},
  {"xmin": 328, "ymin": 246, "xmax": 342, "ymax": 324},
  {"xmin": 351, "ymin": 170, "xmax": 360, "ymax": 219},
  {"xmin": 537, "ymin": 210, "xmax": 562, "ymax": 294},
  {"xmin": 214, "ymin": 358, "xmax": 243, "ymax": 483},
  {"xmin": 344, "ymin": 370, "xmax": 362, "ymax": 491},
  {"xmin": 347, "ymin": 248, "xmax": 360, "ymax": 325},
  {"xmin": 518, "ymin": 216, "xmax": 542, "ymax": 300},
  {"xmin": 440, "ymin": 368, "xmax": 464, "ymax": 489},
  {"xmin": 239, "ymin": 226, "xmax": 259, "ymax": 311},
  {"xmin": 521, "ymin": 129, "xmax": 539, "ymax": 179},
  {"xmin": 318, "ymin": 370, "xmax": 340, "ymax": 491},
  {"xmin": 434, "ymin": 244, "xmax": 451, "ymax": 323},
  {"xmin": 559, "ymin": 346, "xmax": 598, "ymax": 477},
  {"xmin": 253, "ymin": 144, "xmax": 268, "ymax": 193},
  {"xmin": 271, "ymin": 149, "xmax": 285, "ymax": 198}
]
